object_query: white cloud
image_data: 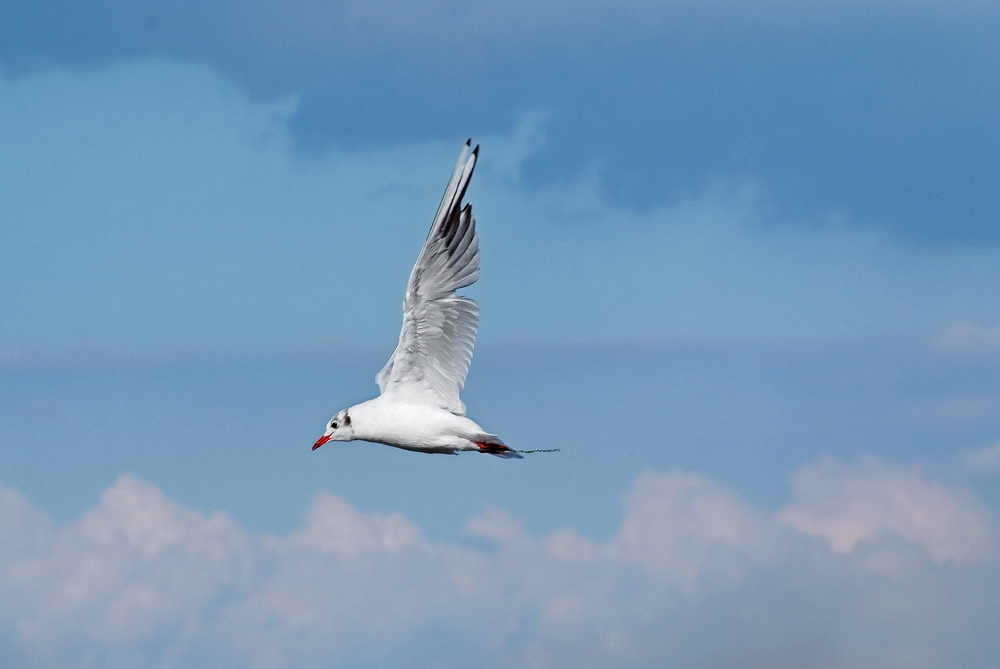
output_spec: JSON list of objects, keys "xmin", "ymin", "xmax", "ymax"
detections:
[
  {"xmin": 776, "ymin": 456, "xmax": 995, "ymax": 566},
  {"xmin": 275, "ymin": 492, "xmax": 424, "ymax": 556},
  {"xmin": 0, "ymin": 456, "xmax": 998, "ymax": 667},
  {"xmin": 1, "ymin": 476, "xmax": 251, "ymax": 658},
  {"xmin": 609, "ymin": 471, "xmax": 774, "ymax": 587}
]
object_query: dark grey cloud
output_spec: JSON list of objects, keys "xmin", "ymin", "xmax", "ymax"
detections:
[{"xmin": 3, "ymin": 0, "xmax": 1000, "ymax": 244}]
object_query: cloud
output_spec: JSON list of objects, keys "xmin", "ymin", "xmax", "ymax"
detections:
[
  {"xmin": 776, "ymin": 456, "xmax": 995, "ymax": 565},
  {"xmin": 609, "ymin": 471, "xmax": 775, "ymax": 587},
  {"xmin": 961, "ymin": 441, "xmax": 1000, "ymax": 476},
  {"xmin": 934, "ymin": 321, "xmax": 1000, "ymax": 357},
  {"xmin": 4, "ymin": 59, "xmax": 1000, "ymax": 353},
  {"xmin": 0, "ymin": 456, "xmax": 997, "ymax": 667},
  {"xmin": 4, "ymin": 0, "xmax": 1000, "ymax": 244},
  {"xmin": 1, "ymin": 476, "xmax": 251, "ymax": 662},
  {"xmin": 0, "ymin": 485, "xmax": 50, "ymax": 565},
  {"xmin": 7, "ymin": 57, "xmax": 1000, "ymax": 357}
]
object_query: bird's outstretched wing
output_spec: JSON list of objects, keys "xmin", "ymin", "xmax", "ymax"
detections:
[{"xmin": 375, "ymin": 141, "xmax": 481, "ymax": 415}]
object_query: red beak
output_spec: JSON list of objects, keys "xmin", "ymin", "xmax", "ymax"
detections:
[{"xmin": 312, "ymin": 434, "xmax": 331, "ymax": 451}]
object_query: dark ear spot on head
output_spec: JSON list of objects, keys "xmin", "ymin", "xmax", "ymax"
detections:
[{"xmin": 344, "ymin": 412, "xmax": 351, "ymax": 426}]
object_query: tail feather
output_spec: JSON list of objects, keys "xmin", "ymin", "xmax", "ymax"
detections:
[{"xmin": 475, "ymin": 438, "xmax": 523, "ymax": 459}]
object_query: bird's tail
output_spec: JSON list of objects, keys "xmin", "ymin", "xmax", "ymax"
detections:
[{"xmin": 474, "ymin": 434, "xmax": 523, "ymax": 459}]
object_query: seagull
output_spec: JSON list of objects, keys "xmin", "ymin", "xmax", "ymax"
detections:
[{"xmin": 313, "ymin": 141, "xmax": 521, "ymax": 458}]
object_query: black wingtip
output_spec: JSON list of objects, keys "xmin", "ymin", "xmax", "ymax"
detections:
[
  {"xmin": 465, "ymin": 138, "xmax": 472, "ymax": 146},
  {"xmin": 472, "ymin": 144, "xmax": 479, "ymax": 157}
]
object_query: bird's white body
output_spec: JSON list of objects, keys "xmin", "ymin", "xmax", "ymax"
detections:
[
  {"xmin": 345, "ymin": 397, "xmax": 496, "ymax": 454},
  {"xmin": 313, "ymin": 141, "xmax": 520, "ymax": 458}
]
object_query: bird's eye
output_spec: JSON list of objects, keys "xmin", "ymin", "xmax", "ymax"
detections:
[{"xmin": 331, "ymin": 421, "xmax": 338, "ymax": 429}]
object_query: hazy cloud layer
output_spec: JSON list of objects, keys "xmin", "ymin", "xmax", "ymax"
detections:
[
  {"xmin": 935, "ymin": 321, "xmax": 1000, "ymax": 357},
  {"xmin": 5, "ymin": 59, "xmax": 1000, "ymax": 354},
  {"xmin": 2, "ymin": 1, "xmax": 999, "ymax": 243},
  {"xmin": 1, "ymin": 457, "xmax": 997, "ymax": 668},
  {"xmin": 961, "ymin": 442, "xmax": 1000, "ymax": 476}
]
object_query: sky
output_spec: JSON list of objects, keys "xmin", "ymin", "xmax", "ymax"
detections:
[{"xmin": 2, "ymin": 0, "xmax": 1000, "ymax": 666}]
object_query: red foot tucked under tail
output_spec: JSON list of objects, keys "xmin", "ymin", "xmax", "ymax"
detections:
[
  {"xmin": 476, "ymin": 441, "xmax": 523, "ymax": 459},
  {"xmin": 476, "ymin": 441, "xmax": 510, "ymax": 454}
]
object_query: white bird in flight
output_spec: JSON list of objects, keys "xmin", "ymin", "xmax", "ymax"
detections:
[{"xmin": 313, "ymin": 141, "xmax": 521, "ymax": 458}]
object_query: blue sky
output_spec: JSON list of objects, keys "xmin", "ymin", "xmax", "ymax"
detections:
[{"xmin": 3, "ymin": 1, "xmax": 1000, "ymax": 667}]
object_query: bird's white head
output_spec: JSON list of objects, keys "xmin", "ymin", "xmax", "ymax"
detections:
[{"xmin": 313, "ymin": 409, "xmax": 354, "ymax": 450}]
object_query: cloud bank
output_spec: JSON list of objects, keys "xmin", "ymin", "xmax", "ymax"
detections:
[
  {"xmin": 5, "ymin": 59, "xmax": 1000, "ymax": 354},
  {"xmin": 3, "ymin": 0, "xmax": 1000, "ymax": 243},
  {"xmin": 1, "ymin": 456, "xmax": 996, "ymax": 668}
]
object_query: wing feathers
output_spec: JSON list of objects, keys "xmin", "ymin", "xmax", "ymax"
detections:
[{"xmin": 376, "ymin": 143, "xmax": 484, "ymax": 414}]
